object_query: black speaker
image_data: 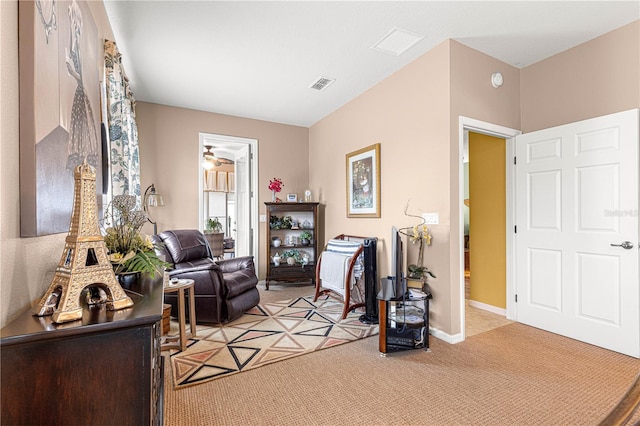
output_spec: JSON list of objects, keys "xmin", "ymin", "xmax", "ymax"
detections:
[{"xmin": 359, "ymin": 237, "xmax": 379, "ymax": 324}]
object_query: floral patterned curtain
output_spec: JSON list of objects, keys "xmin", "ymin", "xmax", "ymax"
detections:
[{"xmin": 104, "ymin": 40, "xmax": 141, "ymax": 197}]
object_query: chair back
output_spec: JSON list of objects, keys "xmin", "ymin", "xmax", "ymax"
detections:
[
  {"xmin": 205, "ymin": 232, "xmax": 224, "ymax": 258},
  {"xmin": 153, "ymin": 229, "xmax": 212, "ymax": 265}
]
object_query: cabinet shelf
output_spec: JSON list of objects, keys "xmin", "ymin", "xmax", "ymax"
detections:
[
  {"xmin": 265, "ymin": 202, "xmax": 320, "ymax": 290},
  {"xmin": 270, "ymin": 244, "xmax": 315, "ymax": 250},
  {"xmin": 270, "ymin": 262, "xmax": 316, "ymax": 267},
  {"xmin": 379, "ymin": 294, "xmax": 432, "ymax": 354},
  {"xmin": 269, "ymin": 228, "xmax": 315, "ymax": 231}
]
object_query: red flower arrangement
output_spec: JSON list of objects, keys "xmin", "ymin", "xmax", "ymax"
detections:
[{"xmin": 268, "ymin": 177, "xmax": 283, "ymax": 193}]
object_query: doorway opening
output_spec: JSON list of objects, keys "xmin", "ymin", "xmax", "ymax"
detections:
[
  {"xmin": 198, "ymin": 133, "xmax": 259, "ymax": 271},
  {"xmin": 458, "ymin": 117, "xmax": 520, "ymax": 341}
]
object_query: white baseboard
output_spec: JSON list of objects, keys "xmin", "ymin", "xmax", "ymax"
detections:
[
  {"xmin": 468, "ymin": 300, "xmax": 507, "ymax": 316},
  {"xmin": 429, "ymin": 327, "xmax": 464, "ymax": 344}
]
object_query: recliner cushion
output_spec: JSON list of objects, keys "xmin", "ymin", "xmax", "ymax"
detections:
[
  {"xmin": 162, "ymin": 230, "xmax": 211, "ymax": 264},
  {"xmin": 224, "ymin": 270, "xmax": 259, "ymax": 298}
]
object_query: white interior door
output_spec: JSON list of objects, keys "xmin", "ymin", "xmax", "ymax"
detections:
[{"xmin": 515, "ymin": 109, "xmax": 639, "ymax": 358}]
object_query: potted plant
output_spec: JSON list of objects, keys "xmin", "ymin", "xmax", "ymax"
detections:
[
  {"xmin": 102, "ymin": 195, "xmax": 170, "ymax": 279},
  {"xmin": 281, "ymin": 248, "xmax": 301, "ymax": 265},
  {"xmin": 299, "ymin": 230, "xmax": 312, "ymax": 246},
  {"xmin": 205, "ymin": 217, "xmax": 222, "ymax": 233},
  {"xmin": 401, "ymin": 201, "xmax": 436, "ymax": 288}
]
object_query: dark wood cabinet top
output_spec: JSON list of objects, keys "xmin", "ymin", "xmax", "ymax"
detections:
[
  {"xmin": 264, "ymin": 201, "xmax": 319, "ymax": 211},
  {"xmin": 1, "ymin": 274, "xmax": 163, "ymax": 346}
]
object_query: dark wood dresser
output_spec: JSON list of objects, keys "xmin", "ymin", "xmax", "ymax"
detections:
[{"xmin": 1, "ymin": 275, "xmax": 164, "ymax": 425}]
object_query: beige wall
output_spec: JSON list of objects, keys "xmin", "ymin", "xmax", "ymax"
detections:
[
  {"xmin": 310, "ymin": 41, "xmax": 453, "ymax": 333},
  {"xmin": 522, "ymin": 21, "xmax": 640, "ymax": 132},
  {"xmin": 447, "ymin": 41, "xmax": 521, "ymax": 335},
  {"xmin": 0, "ymin": 0, "xmax": 115, "ymax": 327},
  {"xmin": 135, "ymin": 102, "xmax": 309, "ymax": 279},
  {"xmin": 310, "ymin": 40, "xmax": 521, "ymax": 337}
]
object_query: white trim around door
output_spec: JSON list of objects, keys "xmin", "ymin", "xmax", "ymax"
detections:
[
  {"xmin": 458, "ymin": 117, "xmax": 521, "ymax": 342},
  {"xmin": 199, "ymin": 133, "xmax": 259, "ymax": 272}
]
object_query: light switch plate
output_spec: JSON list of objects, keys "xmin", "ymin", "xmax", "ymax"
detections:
[
  {"xmin": 422, "ymin": 212, "xmax": 439, "ymax": 225},
  {"xmin": 259, "ymin": 215, "xmax": 266, "ymax": 223}
]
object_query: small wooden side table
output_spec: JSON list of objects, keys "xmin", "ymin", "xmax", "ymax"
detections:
[{"xmin": 162, "ymin": 279, "xmax": 196, "ymax": 351}]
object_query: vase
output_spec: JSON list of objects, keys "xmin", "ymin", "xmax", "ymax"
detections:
[
  {"xmin": 116, "ymin": 271, "xmax": 141, "ymax": 290},
  {"xmin": 272, "ymin": 236, "xmax": 281, "ymax": 247},
  {"xmin": 272, "ymin": 190, "xmax": 276, "ymax": 202}
]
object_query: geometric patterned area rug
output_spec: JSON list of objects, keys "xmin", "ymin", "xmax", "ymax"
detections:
[{"xmin": 169, "ymin": 295, "xmax": 379, "ymax": 389}]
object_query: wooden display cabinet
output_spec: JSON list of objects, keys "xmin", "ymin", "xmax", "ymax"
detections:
[{"xmin": 265, "ymin": 202, "xmax": 320, "ymax": 290}]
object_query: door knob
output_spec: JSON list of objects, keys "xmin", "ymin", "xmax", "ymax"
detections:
[{"xmin": 610, "ymin": 241, "xmax": 634, "ymax": 249}]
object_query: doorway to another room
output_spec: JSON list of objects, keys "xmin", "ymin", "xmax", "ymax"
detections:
[
  {"xmin": 459, "ymin": 118, "xmax": 520, "ymax": 341},
  {"xmin": 199, "ymin": 133, "xmax": 259, "ymax": 270},
  {"xmin": 464, "ymin": 130, "xmax": 514, "ymax": 337}
]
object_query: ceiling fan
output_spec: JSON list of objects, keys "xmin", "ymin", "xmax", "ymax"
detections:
[{"xmin": 203, "ymin": 145, "xmax": 234, "ymax": 169}]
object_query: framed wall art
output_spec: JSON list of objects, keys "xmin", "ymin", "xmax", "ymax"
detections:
[
  {"xmin": 19, "ymin": 0, "xmax": 102, "ymax": 236},
  {"xmin": 346, "ymin": 143, "xmax": 381, "ymax": 218}
]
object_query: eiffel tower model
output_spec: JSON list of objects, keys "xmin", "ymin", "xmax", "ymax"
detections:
[{"xmin": 35, "ymin": 161, "xmax": 133, "ymax": 323}]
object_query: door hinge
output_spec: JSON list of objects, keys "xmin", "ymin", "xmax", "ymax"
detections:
[
  {"xmin": 515, "ymin": 294, "xmax": 518, "ymax": 303},
  {"xmin": 514, "ymin": 225, "xmax": 517, "ymax": 233},
  {"xmin": 514, "ymin": 156, "xmax": 517, "ymax": 165}
]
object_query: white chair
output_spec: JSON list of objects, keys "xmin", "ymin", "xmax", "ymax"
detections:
[{"xmin": 314, "ymin": 235, "xmax": 366, "ymax": 319}]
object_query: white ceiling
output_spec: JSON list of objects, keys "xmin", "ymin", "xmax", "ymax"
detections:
[{"xmin": 103, "ymin": 1, "xmax": 639, "ymax": 128}]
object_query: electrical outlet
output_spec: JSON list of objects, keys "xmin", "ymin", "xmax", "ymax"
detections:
[
  {"xmin": 259, "ymin": 215, "xmax": 266, "ymax": 223},
  {"xmin": 422, "ymin": 212, "xmax": 439, "ymax": 225}
]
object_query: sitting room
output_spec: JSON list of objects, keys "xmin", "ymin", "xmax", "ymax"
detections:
[{"xmin": 1, "ymin": 1, "xmax": 639, "ymax": 425}]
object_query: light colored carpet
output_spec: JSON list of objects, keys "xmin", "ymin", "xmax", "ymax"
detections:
[
  {"xmin": 162, "ymin": 281, "xmax": 640, "ymax": 425},
  {"xmin": 168, "ymin": 292, "xmax": 377, "ymax": 389}
]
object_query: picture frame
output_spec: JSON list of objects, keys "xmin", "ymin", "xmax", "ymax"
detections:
[
  {"xmin": 346, "ymin": 143, "xmax": 381, "ymax": 218},
  {"xmin": 19, "ymin": 0, "xmax": 102, "ymax": 236},
  {"xmin": 287, "ymin": 193, "xmax": 297, "ymax": 202}
]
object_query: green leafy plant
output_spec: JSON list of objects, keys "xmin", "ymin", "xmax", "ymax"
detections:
[
  {"xmin": 407, "ymin": 264, "xmax": 436, "ymax": 280},
  {"xmin": 270, "ymin": 215, "xmax": 293, "ymax": 229},
  {"xmin": 299, "ymin": 230, "xmax": 312, "ymax": 242},
  {"xmin": 206, "ymin": 217, "xmax": 222, "ymax": 233},
  {"xmin": 281, "ymin": 248, "xmax": 302, "ymax": 263},
  {"xmin": 269, "ymin": 215, "xmax": 282, "ymax": 229},
  {"xmin": 280, "ymin": 215, "xmax": 293, "ymax": 229},
  {"xmin": 102, "ymin": 195, "xmax": 170, "ymax": 277}
]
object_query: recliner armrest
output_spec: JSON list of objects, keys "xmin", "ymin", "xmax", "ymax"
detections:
[
  {"xmin": 169, "ymin": 261, "xmax": 220, "ymax": 276},
  {"xmin": 217, "ymin": 256, "xmax": 256, "ymax": 274}
]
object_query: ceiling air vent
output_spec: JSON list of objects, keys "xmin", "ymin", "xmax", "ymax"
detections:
[{"xmin": 309, "ymin": 76, "xmax": 335, "ymax": 91}]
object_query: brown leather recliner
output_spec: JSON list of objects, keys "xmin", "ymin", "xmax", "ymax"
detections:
[{"xmin": 152, "ymin": 229, "xmax": 259, "ymax": 324}]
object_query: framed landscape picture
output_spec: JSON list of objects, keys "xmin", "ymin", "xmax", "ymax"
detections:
[{"xmin": 346, "ymin": 143, "xmax": 381, "ymax": 218}]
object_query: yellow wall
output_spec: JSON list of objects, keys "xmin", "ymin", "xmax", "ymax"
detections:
[{"xmin": 468, "ymin": 132, "xmax": 506, "ymax": 308}]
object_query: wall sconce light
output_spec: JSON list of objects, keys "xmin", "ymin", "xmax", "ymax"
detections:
[
  {"xmin": 143, "ymin": 183, "xmax": 164, "ymax": 235},
  {"xmin": 491, "ymin": 72, "xmax": 504, "ymax": 88}
]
